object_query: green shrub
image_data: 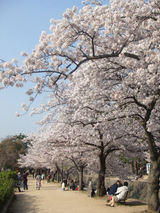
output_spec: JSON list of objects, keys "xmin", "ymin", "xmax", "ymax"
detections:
[{"xmin": 0, "ymin": 171, "xmax": 16, "ymax": 210}]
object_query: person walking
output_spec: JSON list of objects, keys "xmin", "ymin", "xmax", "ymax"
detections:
[
  {"xmin": 15, "ymin": 172, "xmax": 22, "ymax": 192},
  {"xmin": 36, "ymin": 174, "xmax": 41, "ymax": 190},
  {"xmin": 22, "ymin": 171, "xmax": 29, "ymax": 190}
]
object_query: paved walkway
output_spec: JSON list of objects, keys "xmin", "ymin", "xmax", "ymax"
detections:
[{"xmin": 9, "ymin": 177, "xmax": 147, "ymax": 213}]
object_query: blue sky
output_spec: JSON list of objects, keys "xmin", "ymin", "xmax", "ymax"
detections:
[{"xmin": 0, "ymin": 0, "xmax": 83, "ymax": 139}]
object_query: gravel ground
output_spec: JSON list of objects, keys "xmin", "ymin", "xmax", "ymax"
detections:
[{"xmin": 8, "ymin": 177, "xmax": 147, "ymax": 213}]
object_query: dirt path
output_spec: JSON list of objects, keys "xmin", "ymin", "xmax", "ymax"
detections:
[{"xmin": 9, "ymin": 177, "xmax": 147, "ymax": 213}]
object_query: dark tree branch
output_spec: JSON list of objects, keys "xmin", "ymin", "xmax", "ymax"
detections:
[
  {"xmin": 125, "ymin": 96, "xmax": 148, "ymax": 110},
  {"xmin": 104, "ymin": 146, "xmax": 121, "ymax": 158},
  {"xmin": 124, "ymin": 52, "xmax": 140, "ymax": 60}
]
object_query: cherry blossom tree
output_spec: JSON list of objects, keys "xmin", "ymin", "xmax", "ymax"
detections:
[
  {"xmin": 45, "ymin": 65, "xmax": 145, "ymax": 195},
  {"xmin": 0, "ymin": 0, "xmax": 160, "ymax": 211},
  {"xmin": 19, "ymin": 121, "xmax": 91, "ymax": 187},
  {"xmin": 18, "ymin": 136, "xmax": 55, "ymax": 170},
  {"xmin": 110, "ymin": 66, "xmax": 160, "ymax": 211}
]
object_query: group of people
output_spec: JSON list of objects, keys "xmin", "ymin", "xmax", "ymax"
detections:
[
  {"xmin": 61, "ymin": 179, "xmax": 79, "ymax": 191},
  {"xmin": 15, "ymin": 171, "xmax": 46, "ymax": 191},
  {"xmin": 15, "ymin": 171, "xmax": 29, "ymax": 192},
  {"xmin": 106, "ymin": 180, "xmax": 128, "ymax": 207},
  {"xmin": 15, "ymin": 171, "xmax": 128, "ymax": 208},
  {"xmin": 61, "ymin": 178, "xmax": 128, "ymax": 207}
]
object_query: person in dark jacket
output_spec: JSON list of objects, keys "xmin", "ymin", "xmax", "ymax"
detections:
[
  {"xmin": 107, "ymin": 180, "xmax": 122, "ymax": 196},
  {"xmin": 22, "ymin": 171, "xmax": 29, "ymax": 190},
  {"xmin": 107, "ymin": 182, "xmax": 128, "ymax": 207},
  {"xmin": 15, "ymin": 172, "xmax": 22, "ymax": 192},
  {"xmin": 106, "ymin": 180, "xmax": 122, "ymax": 203}
]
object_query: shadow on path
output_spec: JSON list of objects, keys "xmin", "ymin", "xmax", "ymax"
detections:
[
  {"xmin": 8, "ymin": 194, "xmax": 39, "ymax": 213},
  {"xmin": 122, "ymin": 200, "xmax": 146, "ymax": 207},
  {"xmin": 40, "ymin": 185, "xmax": 59, "ymax": 190}
]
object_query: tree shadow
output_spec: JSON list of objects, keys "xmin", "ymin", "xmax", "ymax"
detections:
[
  {"xmin": 40, "ymin": 185, "xmax": 60, "ymax": 190},
  {"xmin": 8, "ymin": 193, "xmax": 40, "ymax": 213},
  {"xmin": 119, "ymin": 199, "xmax": 146, "ymax": 207}
]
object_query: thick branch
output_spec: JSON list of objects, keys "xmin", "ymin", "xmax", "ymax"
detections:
[
  {"xmin": 104, "ymin": 146, "xmax": 121, "ymax": 158},
  {"xmin": 125, "ymin": 96, "xmax": 148, "ymax": 110},
  {"xmin": 124, "ymin": 52, "xmax": 140, "ymax": 60},
  {"xmin": 83, "ymin": 141, "xmax": 101, "ymax": 149}
]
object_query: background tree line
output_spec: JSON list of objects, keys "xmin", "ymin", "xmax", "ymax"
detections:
[{"xmin": 0, "ymin": 134, "xmax": 27, "ymax": 170}]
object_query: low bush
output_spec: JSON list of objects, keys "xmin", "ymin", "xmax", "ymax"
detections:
[{"xmin": 0, "ymin": 171, "xmax": 16, "ymax": 210}]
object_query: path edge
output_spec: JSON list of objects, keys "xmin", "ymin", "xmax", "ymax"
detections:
[{"xmin": 1, "ymin": 193, "xmax": 14, "ymax": 213}]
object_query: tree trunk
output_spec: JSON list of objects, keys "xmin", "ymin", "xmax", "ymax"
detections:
[
  {"xmin": 56, "ymin": 164, "xmax": 63, "ymax": 182},
  {"xmin": 147, "ymin": 158, "xmax": 160, "ymax": 213},
  {"xmin": 78, "ymin": 166, "xmax": 84, "ymax": 191},
  {"xmin": 135, "ymin": 160, "xmax": 139, "ymax": 175},
  {"xmin": 96, "ymin": 153, "xmax": 106, "ymax": 196},
  {"xmin": 51, "ymin": 170, "xmax": 57, "ymax": 182},
  {"xmin": 56, "ymin": 169, "xmax": 60, "ymax": 182},
  {"xmin": 144, "ymin": 127, "xmax": 160, "ymax": 213},
  {"xmin": 131, "ymin": 160, "xmax": 135, "ymax": 174}
]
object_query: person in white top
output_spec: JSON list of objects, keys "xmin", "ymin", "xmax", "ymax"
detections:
[
  {"xmin": 62, "ymin": 181, "xmax": 65, "ymax": 191},
  {"xmin": 36, "ymin": 174, "xmax": 41, "ymax": 190},
  {"xmin": 107, "ymin": 182, "xmax": 128, "ymax": 207}
]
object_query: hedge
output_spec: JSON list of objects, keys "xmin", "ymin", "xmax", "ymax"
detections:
[{"xmin": 0, "ymin": 171, "xmax": 16, "ymax": 210}]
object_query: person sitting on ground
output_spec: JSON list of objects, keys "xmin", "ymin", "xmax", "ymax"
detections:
[
  {"xmin": 70, "ymin": 179, "xmax": 76, "ymax": 190},
  {"xmin": 62, "ymin": 181, "xmax": 65, "ymax": 191},
  {"xmin": 107, "ymin": 181, "xmax": 128, "ymax": 207},
  {"xmin": 47, "ymin": 174, "xmax": 51, "ymax": 182}
]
